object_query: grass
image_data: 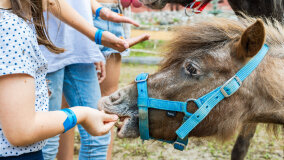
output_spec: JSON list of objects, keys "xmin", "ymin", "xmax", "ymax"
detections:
[
  {"xmin": 119, "ymin": 63, "xmax": 158, "ymax": 87},
  {"xmin": 129, "ymin": 40, "xmax": 165, "ymax": 57},
  {"xmin": 131, "ymin": 40, "xmax": 165, "ymax": 50}
]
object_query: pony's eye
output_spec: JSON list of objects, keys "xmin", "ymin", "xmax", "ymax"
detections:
[
  {"xmin": 184, "ymin": 62, "xmax": 200, "ymax": 76},
  {"xmin": 186, "ymin": 63, "xmax": 197, "ymax": 75}
]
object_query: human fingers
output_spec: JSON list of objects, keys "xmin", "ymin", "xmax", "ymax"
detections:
[
  {"xmin": 119, "ymin": 16, "xmax": 140, "ymax": 27},
  {"xmin": 127, "ymin": 34, "xmax": 150, "ymax": 48},
  {"xmin": 102, "ymin": 113, "xmax": 118, "ymax": 122},
  {"xmin": 114, "ymin": 38, "xmax": 129, "ymax": 52},
  {"xmin": 101, "ymin": 31, "xmax": 129, "ymax": 51},
  {"xmin": 101, "ymin": 121, "xmax": 116, "ymax": 135},
  {"xmin": 95, "ymin": 62, "xmax": 102, "ymax": 73},
  {"xmin": 95, "ymin": 62, "xmax": 102, "ymax": 81},
  {"xmin": 99, "ymin": 62, "xmax": 106, "ymax": 83}
]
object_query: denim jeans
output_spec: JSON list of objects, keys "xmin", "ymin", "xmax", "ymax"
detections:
[{"xmin": 43, "ymin": 63, "xmax": 110, "ymax": 160}]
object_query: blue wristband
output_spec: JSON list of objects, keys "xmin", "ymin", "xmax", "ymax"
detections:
[
  {"xmin": 96, "ymin": 7, "xmax": 104, "ymax": 18},
  {"xmin": 61, "ymin": 108, "xmax": 77, "ymax": 133},
  {"xmin": 95, "ymin": 29, "xmax": 104, "ymax": 45}
]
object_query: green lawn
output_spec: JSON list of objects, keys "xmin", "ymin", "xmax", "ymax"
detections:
[{"xmin": 129, "ymin": 40, "xmax": 165, "ymax": 57}]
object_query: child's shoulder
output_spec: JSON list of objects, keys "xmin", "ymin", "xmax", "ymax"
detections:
[{"xmin": 0, "ymin": 10, "xmax": 35, "ymax": 41}]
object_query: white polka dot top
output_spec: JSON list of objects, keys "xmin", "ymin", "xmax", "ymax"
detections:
[{"xmin": 0, "ymin": 10, "xmax": 48, "ymax": 156}]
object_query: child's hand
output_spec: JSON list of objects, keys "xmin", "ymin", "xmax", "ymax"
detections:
[
  {"xmin": 100, "ymin": 8, "xmax": 140, "ymax": 27},
  {"xmin": 95, "ymin": 61, "xmax": 106, "ymax": 83},
  {"xmin": 81, "ymin": 108, "xmax": 118, "ymax": 136},
  {"xmin": 101, "ymin": 31, "xmax": 129, "ymax": 52},
  {"xmin": 126, "ymin": 34, "xmax": 150, "ymax": 48},
  {"xmin": 101, "ymin": 31, "xmax": 150, "ymax": 52}
]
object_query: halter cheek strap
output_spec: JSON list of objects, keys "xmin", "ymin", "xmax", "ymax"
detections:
[
  {"xmin": 136, "ymin": 74, "xmax": 191, "ymax": 150},
  {"xmin": 136, "ymin": 44, "xmax": 269, "ymax": 151}
]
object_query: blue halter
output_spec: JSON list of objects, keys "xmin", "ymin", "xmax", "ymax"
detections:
[{"xmin": 135, "ymin": 44, "xmax": 269, "ymax": 151}]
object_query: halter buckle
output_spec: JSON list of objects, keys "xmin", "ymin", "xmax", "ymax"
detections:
[
  {"xmin": 220, "ymin": 75, "xmax": 242, "ymax": 98},
  {"xmin": 135, "ymin": 73, "xmax": 149, "ymax": 83},
  {"xmin": 173, "ymin": 141, "xmax": 186, "ymax": 151}
]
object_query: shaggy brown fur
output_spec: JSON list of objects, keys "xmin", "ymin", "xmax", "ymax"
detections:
[
  {"xmin": 160, "ymin": 17, "xmax": 284, "ymax": 71},
  {"xmin": 157, "ymin": 17, "xmax": 284, "ymax": 139},
  {"xmin": 99, "ymin": 17, "xmax": 284, "ymax": 160}
]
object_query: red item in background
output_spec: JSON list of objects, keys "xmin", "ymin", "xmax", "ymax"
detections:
[
  {"xmin": 132, "ymin": 0, "xmax": 143, "ymax": 8},
  {"xmin": 197, "ymin": 0, "xmax": 212, "ymax": 12},
  {"xmin": 187, "ymin": 0, "xmax": 212, "ymax": 14},
  {"xmin": 191, "ymin": 1, "xmax": 201, "ymax": 8},
  {"xmin": 121, "ymin": 0, "xmax": 132, "ymax": 8}
]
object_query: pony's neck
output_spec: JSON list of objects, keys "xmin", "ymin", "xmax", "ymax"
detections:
[{"xmin": 257, "ymin": 56, "xmax": 284, "ymax": 104}]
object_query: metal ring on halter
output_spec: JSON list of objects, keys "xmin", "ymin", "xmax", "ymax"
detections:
[
  {"xmin": 183, "ymin": 98, "xmax": 197, "ymax": 116},
  {"xmin": 184, "ymin": 1, "xmax": 202, "ymax": 17}
]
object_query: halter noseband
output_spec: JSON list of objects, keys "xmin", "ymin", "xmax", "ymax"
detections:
[{"xmin": 135, "ymin": 44, "xmax": 269, "ymax": 151}]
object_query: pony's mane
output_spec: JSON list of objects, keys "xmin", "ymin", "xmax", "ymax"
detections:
[{"xmin": 159, "ymin": 16, "xmax": 284, "ymax": 70}]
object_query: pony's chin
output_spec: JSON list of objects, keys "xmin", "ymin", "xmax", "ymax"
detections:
[
  {"xmin": 116, "ymin": 117, "xmax": 130, "ymax": 138},
  {"xmin": 115, "ymin": 116, "xmax": 140, "ymax": 138}
]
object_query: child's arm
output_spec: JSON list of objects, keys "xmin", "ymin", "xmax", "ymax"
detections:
[
  {"xmin": 0, "ymin": 74, "xmax": 118, "ymax": 146},
  {"xmin": 44, "ymin": 0, "xmax": 148, "ymax": 52},
  {"xmin": 91, "ymin": 0, "xmax": 140, "ymax": 27},
  {"xmin": 46, "ymin": 0, "xmax": 127, "ymax": 51}
]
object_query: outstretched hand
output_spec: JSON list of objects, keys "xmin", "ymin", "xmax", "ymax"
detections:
[
  {"xmin": 81, "ymin": 108, "xmax": 118, "ymax": 136},
  {"xmin": 100, "ymin": 8, "xmax": 140, "ymax": 27},
  {"xmin": 126, "ymin": 34, "xmax": 151, "ymax": 47},
  {"xmin": 101, "ymin": 31, "xmax": 150, "ymax": 52}
]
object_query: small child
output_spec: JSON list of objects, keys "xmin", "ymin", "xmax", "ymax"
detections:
[{"xmin": 0, "ymin": 0, "xmax": 118, "ymax": 159}]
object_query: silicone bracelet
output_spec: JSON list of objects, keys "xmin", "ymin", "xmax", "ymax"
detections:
[
  {"xmin": 61, "ymin": 108, "xmax": 77, "ymax": 133},
  {"xmin": 96, "ymin": 7, "xmax": 104, "ymax": 18},
  {"xmin": 95, "ymin": 29, "xmax": 104, "ymax": 45}
]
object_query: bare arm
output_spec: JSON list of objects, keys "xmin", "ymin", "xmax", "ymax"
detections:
[
  {"xmin": 44, "ymin": 0, "xmax": 149, "ymax": 52},
  {"xmin": 46, "ymin": 0, "xmax": 98, "ymax": 41},
  {"xmin": 0, "ymin": 74, "xmax": 117, "ymax": 146},
  {"xmin": 91, "ymin": 0, "xmax": 139, "ymax": 27},
  {"xmin": 44, "ymin": 0, "xmax": 128, "ymax": 51}
]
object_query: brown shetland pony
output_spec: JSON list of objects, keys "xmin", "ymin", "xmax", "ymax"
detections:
[{"xmin": 99, "ymin": 17, "xmax": 284, "ymax": 160}]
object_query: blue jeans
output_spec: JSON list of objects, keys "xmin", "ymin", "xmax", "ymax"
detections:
[{"xmin": 43, "ymin": 63, "xmax": 110, "ymax": 160}]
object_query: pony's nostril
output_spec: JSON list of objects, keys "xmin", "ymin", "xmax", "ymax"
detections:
[
  {"xmin": 110, "ymin": 95, "xmax": 119, "ymax": 102},
  {"xmin": 109, "ymin": 92, "xmax": 123, "ymax": 105}
]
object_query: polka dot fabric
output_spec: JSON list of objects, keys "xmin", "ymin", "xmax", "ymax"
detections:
[{"xmin": 0, "ymin": 10, "xmax": 48, "ymax": 157}]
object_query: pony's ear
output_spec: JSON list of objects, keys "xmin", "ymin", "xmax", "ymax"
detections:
[{"xmin": 235, "ymin": 19, "xmax": 266, "ymax": 58}]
